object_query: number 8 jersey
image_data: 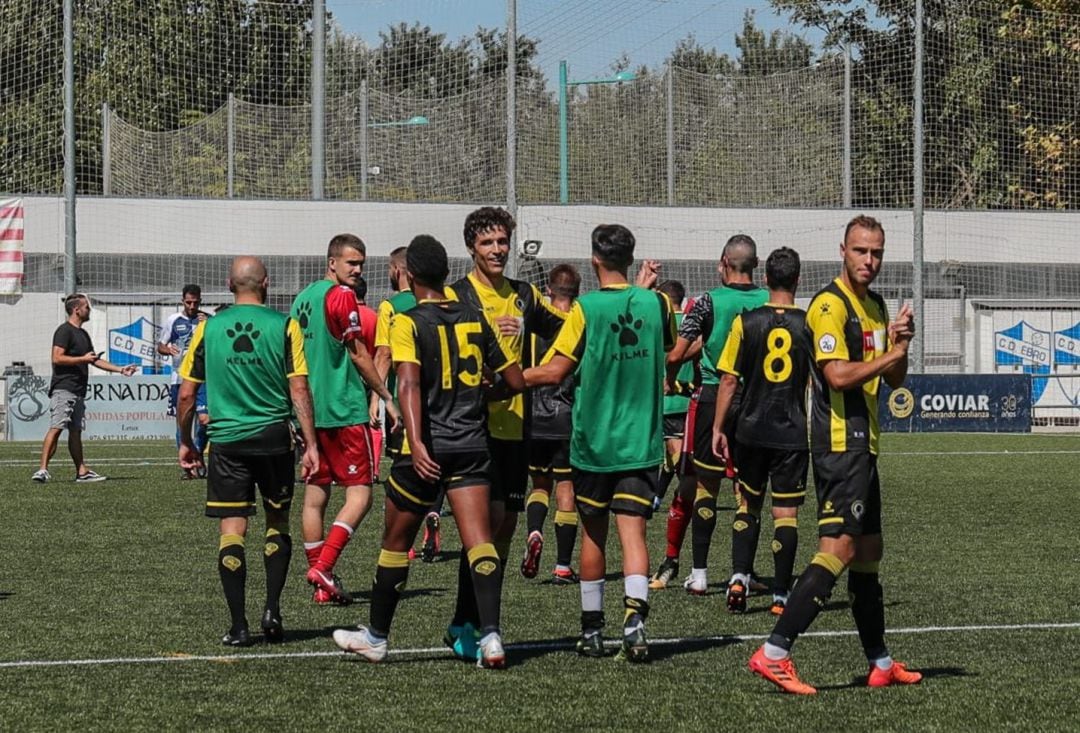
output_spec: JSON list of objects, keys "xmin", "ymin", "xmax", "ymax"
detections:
[
  {"xmin": 717, "ymin": 303, "xmax": 813, "ymax": 450},
  {"xmin": 389, "ymin": 298, "xmax": 515, "ymax": 454}
]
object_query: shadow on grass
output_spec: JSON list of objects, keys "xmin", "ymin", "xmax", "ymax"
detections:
[
  {"xmin": 825, "ymin": 665, "xmax": 971, "ymax": 690},
  {"xmin": 346, "ymin": 586, "xmax": 448, "ymax": 605},
  {"xmin": 0, "ymin": 591, "xmax": 13, "ymax": 601}
]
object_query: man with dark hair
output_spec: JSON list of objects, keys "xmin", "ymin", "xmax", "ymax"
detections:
[
  {"xmin": 711, "ymin": 247, "xmax": 812, "ymax": 616},
  {"xmin": 334, "ymin": 234, "xmax": 524, "ymax": 669},
  {"xmin": 291, "ymin": 233, "xmax": 399, "ymax": 605},
  {"xmin": 521, "ymin": 263, "xmax": 581, "ymax": 584},
  {"xmin": 159, "ymin": 284, "xmax": 212, "ymax": 479},
  {"xmin": 442, "ymin": 206, "xmax": 566, "ymax": 658},
  {"xmin": 664, "ymin": 234, "xmax": 768, "ymax": 595},
  {"xmin": 748, "ymin": 217, "xmax": 921, "ymax": 694},
  {"xmin": 525, "ymin": 224, "xmax": 675, "ymax": 663},
  {"xmin": 32, "ymin": 294, "xmax": 138, "ymax": 484},
  {"xmin": 177, "ymin": 256, "xmax": 319, "ymax": 646}
]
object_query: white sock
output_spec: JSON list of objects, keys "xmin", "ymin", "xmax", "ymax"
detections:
[
  {"xmin": 555, "ymin": 563, "xmax": 571, "ymax": 572},
  {"xmin": 479, "ymin": 631, "xmax": 501, "ymax": 646},
  {"xmin": 692, "ymin": 567, "xmax": 707, "ymax": 584},
  {"xmin": 731, "ymin": 572, "xmax": 749, "ymax": 586},
  {"xmin": 581, "ymin": 579, "xmax": 604, "ymax": 613},
  {"xmin": 872, "ymin": 655, "xmax": 893, "ymax": 670},
  {"xmin": 763, "ymin": 642, "xmax": 789, "ymax": 661},
  {"xmin": 623, "ymin": 574, "xmax": 649, "ymax": 603}
]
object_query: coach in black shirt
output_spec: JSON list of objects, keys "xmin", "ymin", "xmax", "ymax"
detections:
[{"xmin": 31, "ymin": 293, "xmax": 137, "ymax": 484}]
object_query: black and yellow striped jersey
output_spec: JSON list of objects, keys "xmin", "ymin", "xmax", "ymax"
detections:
[
  {"xmin": 717, "ymin": 303, "xmax": 812, "ymax": 450},
  {"xmin": 389, "ymin": 298, "xmax": 514, "ymax": 454},
  {"xmin": 806, "ymin": 278, "xmax": 889, "ymax": 454},
  {"xmin": 446, "ymin": 272, "xmax": 566, "ymax": 441}
]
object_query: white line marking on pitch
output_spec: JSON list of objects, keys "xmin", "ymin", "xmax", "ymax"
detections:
[
  {"xmin": 0, "ymin": 621, "xmax": 1076, "ymax": 670},
  {"xmin": 889, "ymin": 450, "xmax": 1080, "ymax": 456}
]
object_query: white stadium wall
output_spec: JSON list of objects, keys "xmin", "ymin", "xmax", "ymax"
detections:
[{"xmin": 2, "ymin": 198, "xmax": 1079, "ymax": 420}]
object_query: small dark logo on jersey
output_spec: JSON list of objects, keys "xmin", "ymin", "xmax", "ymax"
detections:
[
  {"xmin": 295, "ymin": 301, "xmax": 312, "ymax": 330},
  {"xmin": 227, "ymin": 322, "xmax": 260, "ymax": 353},
  {"xmin": 612, "ymin": 309, "xmax": 643, "ymax": 347},
  {"xmin": 819, "ymin": 302, "xmax": 830, "ymax": 314}
]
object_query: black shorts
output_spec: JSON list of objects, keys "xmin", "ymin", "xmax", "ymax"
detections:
[
  {"xmin": 812, "ymin": 451, "xmax": 882, "ymax": 537},
  {"xmin": 663, "ymin": 413, "xmax": 687, "ymax": 440},
  {"xmin": 205, "ymin": 448, "xmax": 296, "ymax": 519},
  {"xmin": 692, "ymin": 397, "xmax": 734, "ymax": 479},
  {"xmin": 733, "ymin": 443, "xmax": 808, "ymax": 509},
  {"xmin": 573, "ymin": 467, "xmax": 657, "ymax": 518},
  {"xmin": 489, "ymin": 437, "xmax": 529, "ymax": 512},
  {"xmin": 384, "ymin": 420, "xmax": 405, "ymax": 458},
  {"xmin": 528, "ymin": 438, "xmax": 571, "ymax": 477},
  {"xmin": 388, "ymin": 450, "xmax": 490, "ymax": 515}
]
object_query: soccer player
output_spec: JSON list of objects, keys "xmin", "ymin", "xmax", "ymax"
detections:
[
  {"xmin": 748, "ymin": 216, "xmax": 922, "ymax": 694},
  {"xmin": 649, "ymin": 282, "xmax": 700, "ymax": 589},
  {"xmin": 666, "ymin": 235, "xmax": 767, "ymax": 595},
  {"xmin": 158, "ymin": 284, "xmax": 211, "ymax": 479},
  {"xmin": 521, "ymin": 263, "xmax": 581, "ymax": 584},
  {"xmin": 31, "ymin": 293, "xmax": 138, "ymax": 484},
  {"xmin": 333, "ymin": 235, "xmax": 524, "ymax": 668},
  {"xmin": 177, "ymin": 256, "xmax": 319, "ymax": 646},
  {"xmin": 443, "ymin": 206, "xmax": 566, "ymax": 649},
  {"xmin": 352, "ymin": 275, "xmax": 382, "ymax": 474},
  {"xmin": 711, "ymin": 247, "xmax": 812, "ymax": 616},
  {"xmin": 291, "ymin": 234, "xmax": 399, "ymax": 605},
  {"xmin": 525, "ymin": 224, "xmax": 675, "ymax": 663},
  {"xmin": 371, "ymin": 245, "xmax": 446, "ymax": 560}
]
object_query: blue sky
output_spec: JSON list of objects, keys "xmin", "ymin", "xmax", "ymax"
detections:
[{"xmin": 326, "ymin": 1, "xmax": 826, "ymax": 83}]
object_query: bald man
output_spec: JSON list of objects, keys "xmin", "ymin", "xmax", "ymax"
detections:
[{"xmin": 178, "ymin": 256, "xmax": 319, "ymax": 647}]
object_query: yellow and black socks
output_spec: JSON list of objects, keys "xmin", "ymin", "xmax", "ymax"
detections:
[
  {"xmin": 849, "ymin": 561, "xmax": 888, "ymax": 661},
  {"xmin": 218, "ymin": 533, "xmax": 247, "ymax": 632},
  {"xmin": 691, "ymin": 485, "xmax": 717, "ymax": 570},
  {"xmin": 525, "ymin": 490, "xmax": 550, "ymax": 536},
  {"xmin": 730, "ymin": 498, "xmax": 762, "ymax": 576},
  {"xmin": 370, "ymin": 549, "xmax": 410, "ymax": 638},
  {"xmin": 467, "ymin": 543, "xmax": 503, "ymax": 635},
  {"xmin": 451, "ymin": 553, "xmax": 480, "ymax": 627},
  {"xmin": 263, "ymin": 524, "xmax": 292, "ymax": 616},
  {"xmin": 768, "ymin": 552, "xmax": 845, "ymax": 651},
  {"xmin": 553, "ymin": 510, "xmax": 578, "ymax": 568},
  {"xmin": 772, "ymin": 517, "xmax": 798, "ymax": 595}
]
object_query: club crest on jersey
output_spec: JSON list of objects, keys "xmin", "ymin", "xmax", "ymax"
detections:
[
  {"xmin": 851, "ymin": 500, "xmax": 865, "ymax": 520},
  {"xmin": 818, "ymin": 334, "xmax": 837, "ymax": 354}
]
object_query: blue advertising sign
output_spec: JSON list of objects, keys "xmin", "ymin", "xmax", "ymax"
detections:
[{"xmin": 880, "ymin": 374, "xmax": 1031, "ymax": 433}]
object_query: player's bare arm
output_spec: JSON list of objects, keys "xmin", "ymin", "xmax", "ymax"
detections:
[
  {"xmin": 176, "ymin": 378, "xmax": 202, "ymax": 470},
  {"xmin": 157, "ymin": 342, "xmax": 180, "ymax": 357},
  {"xmin": 711, "ymin": 372, "xmax": 738, "ymax": 464},
  {"xmin": 396, "ymin": 362, "xmax": 440, "ymax": 482},
  {"xmin": 288, "ymin": 374, "xmax": 320, "ymax": 480},
  {"xmin": 346, "ymin": 339, "xmax": 401, "ymax": 430},
  {"xmin": 484, "ymin": 363, "xmax": 526, "ymax": 401},
  {"xmin": 524, "ymin": 353, "xmax": 574, "ymax": 387},
  {"xmin": 882, "ymin": 303, "xmax": 914, "ymax": 388}
]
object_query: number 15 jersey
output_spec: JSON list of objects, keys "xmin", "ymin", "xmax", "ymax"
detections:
[
  {"xmin": 389, "ymin": 298, "xmax": 514, "ymax": 454},
  {"xmin": 717, "ymin": 303, "xmax": 812, "ymax": 450}
]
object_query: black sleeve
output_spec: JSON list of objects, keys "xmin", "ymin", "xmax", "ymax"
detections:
[
  {"xmin": 522, "ymin": 282, "xmax": 566, "ymax": 340},
  {"xmin": 678, "ymin": 293, "xmax": 712, "ymax": 341},
  {"xmin": 52, "ymin": 325, "xmax": 71, "ymax": 352}
]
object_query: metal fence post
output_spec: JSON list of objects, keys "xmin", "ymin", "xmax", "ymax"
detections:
[
  {"xmin": 843, "ymin": 44, "xmax": 852, "ymax": 209},
  {"xmin": 311, "ymin": 0, "xmax": 325, "ymax": 200},
  {"xmin": 102, "ymin": 102, "xmax": 111, "ymax": 196},
  {"xmin": 506, "ymin": 0, "xmax": 517, "ymax": 221},
  {"xmin": 666, "ymin": 63, "xmax": 675, "ymax": 206},
  {"xmin": 227, "ymin": 94, "xmax": 235, "ymax": 198},
  {"xmin": 912, "ymin": 0, "xmax": 925, "ymax": 372},
  {"xmin": 63, "ymin": 0, "xmax": 76, "ymax": 294},
  {"xmin": 359, "ymin": 80, "xmax": 368, "ymax": 201}
]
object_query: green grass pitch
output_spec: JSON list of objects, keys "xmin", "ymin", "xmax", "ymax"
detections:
[{"xmin": 0, "ymin": 433, "xmax": 1078, "ymax": 730}]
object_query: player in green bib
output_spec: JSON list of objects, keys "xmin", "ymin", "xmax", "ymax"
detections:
[
  {"xmin": 526, "ymin": 224, "xmax": 675, "ymax": 663},
  {"xmin": 290, "ymin": 234, "xmax": 399, "ymax": 606},
  {"xmin": 664, "ymin": 235, "xmax": 768, "ymax": 595},
  {"xmin": 178, "ymin": 256, "xmax": 319, "ymax": 647}
]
